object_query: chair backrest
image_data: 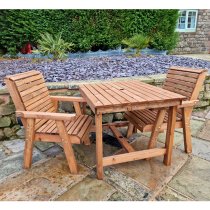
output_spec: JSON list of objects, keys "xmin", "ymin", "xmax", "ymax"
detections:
[
  {"xmin": 163, "ymin": 66, "xmax": 207, "ymax": 101},
  {"xmin": 4, "ymin": 70, "xmax": 55, "ymax": 129}
]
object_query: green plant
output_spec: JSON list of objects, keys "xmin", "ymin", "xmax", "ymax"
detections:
[
  {"xmin": 122, "ymin": 34, "xmax": 150, "ymax": 55},
  {"xmin": 150, "ymin": 32, "xmax": 179, "ymax": 52},
  {"xmin": 34, "ymin": 32, "xmax": 74, "ymax": 60},
  {"xmin": 0, "ymin": 10, "xmax": 179, "ymax": 54}
]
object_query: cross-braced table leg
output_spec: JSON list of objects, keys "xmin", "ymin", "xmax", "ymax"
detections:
[
  {"xmin": 95, "ymin": 113, "xmax": 103, "ymax": 179},
  {"xmin": 164, "ymin": 106, "xmax": 177, "ymax": 165}
]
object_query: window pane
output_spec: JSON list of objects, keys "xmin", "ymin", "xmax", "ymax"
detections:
[{"xmin": 187, "ymin": 11, "xmax": 197, "ymax": 29}]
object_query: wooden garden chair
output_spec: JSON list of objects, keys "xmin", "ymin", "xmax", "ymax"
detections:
[
  {"xmin": 4, "ymin": 70, "xmax": 93, "ymax": 174},
  {"xmin": 125, "ymin": 66, "xmax": 207, "ymax": 153}
]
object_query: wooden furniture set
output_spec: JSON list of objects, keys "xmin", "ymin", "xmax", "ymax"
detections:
[{"xmin": 5, "ymin": 66, "xmax": 207, "ymax": 180}]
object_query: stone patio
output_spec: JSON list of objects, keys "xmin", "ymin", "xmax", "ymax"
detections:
[{"xmin": 1, "ymin": 109, "xmax": 210, "ymax": 201}]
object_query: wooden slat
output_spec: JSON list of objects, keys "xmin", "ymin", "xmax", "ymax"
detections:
[
  {"xmin": 168, "ymin": 69, "xmax": 199, "ymax": 78},
  {"xmin": 78, "ymin": 116, "xmax": 92, "ymax": 139},
  {"xmin": 103, "ymin": 148, "xmax": 166, "ymax": 167},
  {"xmin": 24, "ymin": 91, "xmax": 50, "ymax": 107},
  {"xmin": 72, "ymin": 115, "xmax": 88, "ymax": 135},
  {"xmin": 121, "ymin": 81, "xmax": 168, "ymax": 100},
  {"xmin": 6, "ymin": 70, "xmax": 40, "ymax": 81},
  {"xmin": 165, "ymin": 77, "xmax": 195, "ymax": 88},
  {"xmin": 22, "ymin": 88, "xmax": 49, "ymax": 102},
  {"xmin": 15, "ymin": 74, "xmax": 43, "ymax": 86},
  {"xmin": 20, "ymin": 83, "xmax": 48, "ymax": 97},
  {"xmin": 17, "ymin": 78, "xmax": 45, "ymax": 92},
  {"xmin": 166, "ymin": 74, "xmax": 197, "ymax": 83},
  {"xmin": 164, "ymin": 81, "xmax": 194, "ymax": 93},
  {"xmin": 170, "ymin": 66, "xmax": 207, "ymax": 73}
]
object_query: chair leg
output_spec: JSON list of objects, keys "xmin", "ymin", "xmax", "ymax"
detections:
[
  {"xmin": 24, "ymin": 118, "xmax": 35, "ymax": 169},
  {"xmin": 56, "ymin": 121, "xmax": 78, "ymax": 174},
  {"xmin": 127, "ymin": 123, "xmax": 134, "ymax": 138},
  {"xmin": 182, "ymin": 108, "xmax": 192, "ymax": 153}
]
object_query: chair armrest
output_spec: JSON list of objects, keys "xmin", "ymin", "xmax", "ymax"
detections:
[
  {"xmin": 178, "ymin": 100, "xmax": 198, "ymax": 108},
  {"xmin": 50, "ymin": 96, "xmax": 86, "ymax": 102},
  {"xmin": 16, "ymin": 111, "xmax": 76, "ymax": 121}
]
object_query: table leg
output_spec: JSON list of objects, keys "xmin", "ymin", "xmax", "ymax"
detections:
[
  {"xmin": 95, "ymin": 113, "xmax": 103, "ymax": 179},
  {"xmin": 148, "ymin": 108, "xmax": 167, "ymax": 149},
  {"xmin": 164, "ymin": 106, "xmax": 177, "ymax": 165}
]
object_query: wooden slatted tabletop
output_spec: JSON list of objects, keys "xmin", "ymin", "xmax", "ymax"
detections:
[
  {"xmin": 79, "ymin": 80, "xmax": 187, "ymax": 180},
  {"xmin": 79, "ymin": 80, "xmax": 186, "ymax": 114}
]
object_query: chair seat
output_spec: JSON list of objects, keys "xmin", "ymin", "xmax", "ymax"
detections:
[
  {"xmin": 36, "ymin": 115, "xmax": 92, "ymax": 141},
  {"xmin": 125, "ymin": 109, "xmax": 182, "ymax": 132}
]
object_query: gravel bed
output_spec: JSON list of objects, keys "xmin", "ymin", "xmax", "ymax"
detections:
[{"xmin": 0, "ymin": 55, "xmax": 210, "ymax": 87}]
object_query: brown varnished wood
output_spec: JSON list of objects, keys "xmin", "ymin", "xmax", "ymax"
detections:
[{"xmin": 4, "ymin": 70, "xmax": 93, "ymax": 175}]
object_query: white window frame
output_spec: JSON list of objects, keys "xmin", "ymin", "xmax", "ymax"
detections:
[{"xmin": 176, "ymin": 9, "xmax": 198, "ymax": 32}]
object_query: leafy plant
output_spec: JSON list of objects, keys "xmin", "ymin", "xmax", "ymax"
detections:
[
  {"xmin": 0, "ymin": 10, "xmax": 179, "ymax": 54},
  {"xmin": 33, "ymin": 32, "xmax": 74, "ymax": 60},
  {"xmin": 122, "ymin": 34, "xmax": 150, "ymax": 55}
]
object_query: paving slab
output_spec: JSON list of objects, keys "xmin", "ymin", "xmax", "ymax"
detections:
[
  {"xmin": 112, "ymin": 137, "xmax": 188, "ymax": 193},
  {"xmin": 104, "ymin": 167, "xmax": 151, "ymax": 201},
  {"xmin": 144, "ymin": 131, "xmax": 184, "ymax": 147},
  {"xmin": 156, "ymin": 186, "xmax": 192, "ymax": 201},
  {"xmin": 35, "ymin": 142, "xmax": 55, "ymax": 152},
  {"xmin": 2, "ymin": 139, "xmax": 24, "ymax": 153},
  {"xmin": 176, "ymin": 119, "xmax": 205, "ymax": 137},
  {"xmin": 72, "ymin": 140, "xmax": 120, "ymax": 168},
  {"xmin": 108, "ymin": 191, "xmax": 133, "ymax": 201},
  {"xmin": 0, "ymin": 154, "xmax": 90, "ymax": 201},
  {"xmin": 197, "ymin": 120, "xmax": 210, "ymax": 141},
  {"xmin": 57, "ymin": 176, "xmax": 115, "ymax": 201},
  {"xmin": 0, "ymin": 145, "xmax": 7, "ymax": 160},
  {"xmin": 169, "ymin": 156, "xmax": 210, "ymax": 200},
  {"xmin": 178, "ymin": 137, "xmax": 210, "ymax": 161},
  {"xmin": 43, "ymin": 145, "xmax": 63, "ymax": 157},
  {"xmin": 0, "ymin": 148, "xmax": 45, "ymax": 181}
]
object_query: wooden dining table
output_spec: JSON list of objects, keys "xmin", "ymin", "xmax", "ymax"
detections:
[{"xmin": 79, "ymin": 80, "xmax": 186, "ymax": 180}]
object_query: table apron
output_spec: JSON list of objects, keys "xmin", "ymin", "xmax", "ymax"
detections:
[{"xmin": 95, "ymin": 100, "xmax": 182, "ymax": 114}]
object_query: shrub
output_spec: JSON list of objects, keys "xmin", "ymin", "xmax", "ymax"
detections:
[
  {"xmin": 34, "ymin": 32, "xmax": 74, "ymax": 60},
  {"xmin": 122, "ymin": 34, "xmax": 150, "ymax": 55},
  {"xmin": 0, "ymin": 10, "xmax": 179, "ymax": 54}
]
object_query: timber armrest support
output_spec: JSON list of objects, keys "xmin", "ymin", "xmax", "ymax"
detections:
[
  {"xmin": 178, "ymin": 100, "xmax": 198, "ymax": 109},
  {"xmin": 16, "ymin": 111, "xmax": 76, "ymax": 121},
  {"xmin": 50, "ymin": 96, "xmax": 86, "ymax": 103}
]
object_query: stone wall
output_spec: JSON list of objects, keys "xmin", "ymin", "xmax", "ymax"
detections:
[
  {"xmin": 0, "ymin": 74, "xmax": 210, "ymax": 141},
  {"xmin": 173, "ymin": 9, "xmax": 210, "ymax": 54}
]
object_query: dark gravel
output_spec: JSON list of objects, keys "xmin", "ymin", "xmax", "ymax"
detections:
[{"xmin": 0, "ymin": 55, "xmax": 209, "ymax": 87}]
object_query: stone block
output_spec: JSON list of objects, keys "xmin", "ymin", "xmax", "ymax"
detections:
[
  {"xmin": 114, "ymin": 112, "xmax": 124, "ymax": 120},
  {"xmin": 102, "ymin": 113, "xmax": 114, "ymax": 123},
  {"xmin": 0, "ymin": 129, "xmax": 4, "ymax": 140},
  {"xmin": 195, "ymin": 100, "xmax": 209, "ymax": 108},
  {"xmin": 0, "ymin": 104, "xmax": 15, "ymax": 116},
  {"xmin": 60, "ymin": 101, "xmax": 74, "ymax": 113},
  {"xmin": 203, "ymin": 91, "xmax": 210, "ymax": 99},
  {"xmin": 0, "ymin": 117, "xmax": 11, "ymax": 128},
  {"xmin": 3, "ymin": 127, "xmax": 15, "ymax": 138}
]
